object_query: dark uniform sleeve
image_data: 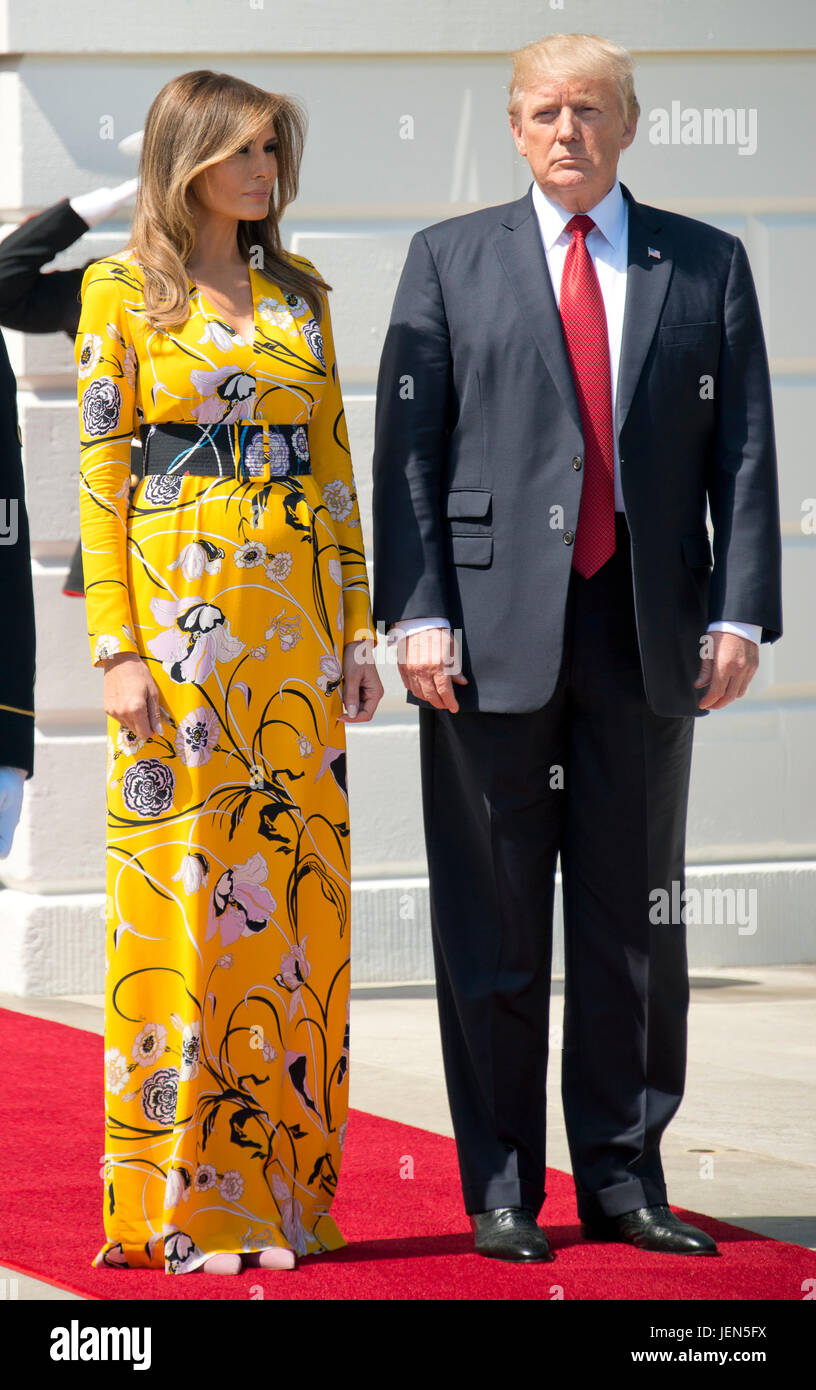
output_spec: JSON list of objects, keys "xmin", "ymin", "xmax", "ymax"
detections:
[
  {"xmin": 0, "ymin": 198, "xmax": 97, "ymax": 602},
  {"xmin": 0, "ymin": 196, "xmax": 90, "ymax": 337},
  {"xmin": 0, "ymin": 197, "xmax": 142, "ymax": 603},
  {"xmin": 0, "ymin": 327, "xmax": 35, "ymax": 777}
]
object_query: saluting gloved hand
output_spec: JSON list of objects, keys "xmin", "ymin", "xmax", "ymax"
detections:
[
  {"xmin": 69, "ymin": 177, "xmax": 139, "ymax": 229},
  {"xmin": 68, "ymin": 128, "xmax": 143, "ymax": 228}
]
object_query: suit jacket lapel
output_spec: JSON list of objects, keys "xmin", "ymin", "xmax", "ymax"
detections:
[
  {"xmin": 493, "ymin": 182, "xmax": 674, "ymax": 441},
  {"xmin": 616, "ymin": 183, "xmax": 673, "ymax": 436},
  {"xmin": 493, "ymin": 189, "xmax": 583, "ymax": 434}
]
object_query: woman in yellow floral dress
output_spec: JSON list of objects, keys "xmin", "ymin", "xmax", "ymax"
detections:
[{"xmin": 74, "ymin": 70, "xmax": 382, "ymax": 1274}]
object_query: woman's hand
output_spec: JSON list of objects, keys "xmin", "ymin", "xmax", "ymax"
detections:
[
  {"xmin": 101, "ymin": 652, "xmax": 163, "ymax": 740},
  {"xmin": 339, "ymin": 640, "xmax": 383, "ymax": 723}
]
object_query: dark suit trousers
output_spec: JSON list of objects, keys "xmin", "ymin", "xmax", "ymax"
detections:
[{"xmin": 418, "ymin": 513, "xmax": 695, "ymax": 1222}]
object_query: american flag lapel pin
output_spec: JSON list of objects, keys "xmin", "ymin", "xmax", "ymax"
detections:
[{"xmin": 647, "ymin": 245, "xmax": 661, "ymax": 260}]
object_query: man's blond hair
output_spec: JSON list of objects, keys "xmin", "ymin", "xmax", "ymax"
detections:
[{"xmin": 507, "ymin": 33, "xmax": 640, "ymax": 126}]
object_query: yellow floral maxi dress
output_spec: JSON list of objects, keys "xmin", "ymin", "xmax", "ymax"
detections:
[{"xmin": 74, "ymin": 251, "xmax": 375, "ymax": 1272}]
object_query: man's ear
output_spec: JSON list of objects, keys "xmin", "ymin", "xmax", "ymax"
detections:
[
  {"xmin": 620, "ymin": 114, "xmax": 638, "ymax": 152},
  {"xmin": 509, "ymin": 114, "xmax": 527, "ymax": 158}
]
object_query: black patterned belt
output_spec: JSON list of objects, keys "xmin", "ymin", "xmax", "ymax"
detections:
[{"xmin": 139, "ymin": 421, "xmax": 311, "ymax": 482}]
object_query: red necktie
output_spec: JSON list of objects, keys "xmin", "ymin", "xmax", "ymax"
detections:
[{"xmin": 559, "ymin": 214, "xmax": 615, "ymax": 578}]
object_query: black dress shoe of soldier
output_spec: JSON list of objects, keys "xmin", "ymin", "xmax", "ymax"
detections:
[
  {"xmin": 470, "ymin": 1207, "xmax": 555, "ymax": 1261},
  {"xmin": 581, "ymin": 1204, "xmax": 719, "ymax": 1255}
]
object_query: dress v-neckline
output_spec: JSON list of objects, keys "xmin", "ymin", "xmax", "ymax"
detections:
[{"xmin": 188, "ymin": 263, "xmax": 259, "ymax": 348}]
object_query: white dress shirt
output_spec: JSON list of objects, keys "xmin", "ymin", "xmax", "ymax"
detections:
[{"xmin": 389, "ymin": 178, "xmax": 760, "ymax": 647}]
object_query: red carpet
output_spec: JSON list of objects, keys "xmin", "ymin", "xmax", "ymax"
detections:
[{"xmin": 0, "ymin": 1007, "xmax": 810, "ymax": 1300}]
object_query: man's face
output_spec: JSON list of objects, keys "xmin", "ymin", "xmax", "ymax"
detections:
[{"xmin": 509, "ymin": 73, "xmax": 636, "ymax": 212}]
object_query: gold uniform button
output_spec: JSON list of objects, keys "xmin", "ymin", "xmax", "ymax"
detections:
[{"xmin": 17, "ymin": 423, "xmax": 22, "ymax": 444}]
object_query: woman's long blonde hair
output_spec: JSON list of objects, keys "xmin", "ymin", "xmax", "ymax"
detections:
[{"xmin": 125, "ymin": 69, "xmax": 330, "ymax": 331}]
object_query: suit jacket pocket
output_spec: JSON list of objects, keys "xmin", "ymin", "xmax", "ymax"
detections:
[
  {"xmin": 445, "ymin": 489, "xmax": 492, "ymax": 520},
  {"xmin": 451, "ymin": 534, "xmax": 493, "ymax": 566},
  {"xmin": 660, "ymin": 322, "xmax": 719, "ymax": 348},
  {"xmin": 682, "ymin": 532, "xmax": 714, "ymax": 568},
  {"xmin": 446, "ymin": 489, "xmax": 493, "ymax": 559}
]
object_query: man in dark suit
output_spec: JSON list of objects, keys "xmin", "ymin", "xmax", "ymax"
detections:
[{"xmin": 371, "ymin": 33, "xmax": 782, "ymax": 1261}]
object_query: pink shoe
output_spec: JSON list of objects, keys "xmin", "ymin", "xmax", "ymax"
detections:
[
  {"xmin": 243, "ymin": 1247, "xmax": 296, "ymax": 1270},
  {"xmin": 199, "ymin": 1252, "xmax": 243, "ymax": 1274}
]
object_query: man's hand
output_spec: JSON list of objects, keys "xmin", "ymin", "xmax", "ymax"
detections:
[
  {"xmin": 102, "ymin": 651, "xmax": 163, "ymax": 740},
  {"xmin": 339, "ymin": 640, "xmax": 384, "ymax": 723},
  {"xmin": 694, "ymin": 631, "xmax": 759, "ymax": 710},
  {"xmin": 394, "ymin": 626, "xmax": 469, "ymax": 712}
]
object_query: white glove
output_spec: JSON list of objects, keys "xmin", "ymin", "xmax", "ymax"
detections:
[
  {"xmin": 0, "ymin": 766, "xmax": 26, "ymax": 859},
  {"xmin": 69, "ymin": 177, "xmax": 139, "ymax": 228},
  {"xmin": 117, "ymin": 130, "xmax": 143, "ymax": 159}
]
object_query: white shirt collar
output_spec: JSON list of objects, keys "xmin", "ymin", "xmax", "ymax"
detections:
[{"xmin": 530, "ymin": 177, "xmax": 627, "ymax": 252}]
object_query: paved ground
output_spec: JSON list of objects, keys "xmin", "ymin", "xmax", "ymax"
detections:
[{"xmin": 2, "ymin": 964, "xmax": 815, "ymax": 1298}]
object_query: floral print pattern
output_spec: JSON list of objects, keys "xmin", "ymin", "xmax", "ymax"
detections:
[{"xmin": 75, "ymin": 251, "xmax": 375, "ymax": 1273}]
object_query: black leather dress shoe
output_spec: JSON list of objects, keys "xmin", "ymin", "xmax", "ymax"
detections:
[
  {"xmin": 581, "ymin": 1204, "xmax": 719, "ymax": 1255},
  {"xmin": 471, "ymin": 1207, "xmax": 555, "ymax": 1261}
]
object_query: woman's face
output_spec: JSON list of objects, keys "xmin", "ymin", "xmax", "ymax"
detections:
[{"xmin": 188, "ymin": 120, "xmax": 278, "ymax": 222}]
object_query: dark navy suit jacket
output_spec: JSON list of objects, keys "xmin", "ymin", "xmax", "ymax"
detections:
[{"xmin": 372, "ymin": 182, "xmax": 783, "ymax": 717}]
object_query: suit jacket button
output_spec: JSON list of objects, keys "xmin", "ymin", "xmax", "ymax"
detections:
[
  {"xmin": 563, "ymin": 531, "xmax": 574, "ymax": 545},
  {"xmin": 572, "ymin": 455, "xmax": 582, "ymax": 469}
]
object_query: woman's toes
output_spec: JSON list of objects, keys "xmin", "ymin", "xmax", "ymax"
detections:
[{"xmin": 200, "ymin": 1252, "xmax": 242, "ymax": 1274}]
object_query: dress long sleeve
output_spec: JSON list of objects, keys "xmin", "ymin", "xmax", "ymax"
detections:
[
  {"xmin": 74, "ymin": 261, "xmax": 140, "ymax": 666},
  {"xmin": 305, "ymin": 270, "xmax": 376, "ymax": 648}
]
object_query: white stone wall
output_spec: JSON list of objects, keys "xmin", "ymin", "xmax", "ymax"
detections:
[{"xmin": 1, "ymin": 0, "xmax": 815, "ymax": 991}]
